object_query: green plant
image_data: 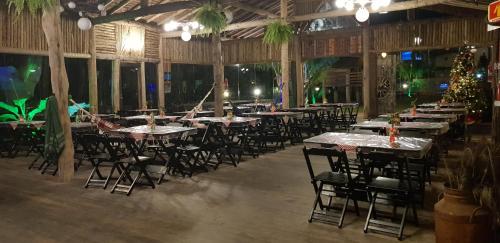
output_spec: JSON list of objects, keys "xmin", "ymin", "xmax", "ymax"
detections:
[
  {"xmin": 7, "ymin": 0, "xmax": 55, "ymax": 14},
  {"xmin": 194, "ymin": 2, "xmax": 226, "ymax": 34},
  {"xmin": 0, "ymin": 98, "xmax": 47, "ymax": 121},
  {"xmin": 443, "ymin": 139, "xmax": 498, "ymax": 224},
  {"xmin": 263, "ymin": 21, "xmax": 294, "ymax": 46}
]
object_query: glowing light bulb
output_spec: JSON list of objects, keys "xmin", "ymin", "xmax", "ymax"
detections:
[
  {"xmin": 355, "ymin": 7, "xmax": 369, "ymax": 22},
  {"xmin": 181, "ymin": 31, "xmax": 191, "ymax": 42}
]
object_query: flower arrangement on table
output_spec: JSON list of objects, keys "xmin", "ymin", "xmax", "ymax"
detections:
[{"xmin": 388, "ymin": 113, "xmax": 401, "ymax": 147}]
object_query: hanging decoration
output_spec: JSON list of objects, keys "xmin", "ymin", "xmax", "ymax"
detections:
[
  {"xmin": 77, "ymin": 17, "xmax": 92, "ymax": 30},
  {"xmin": 335, "ymin": 0, "xmax": 391, "ymax": 22}
]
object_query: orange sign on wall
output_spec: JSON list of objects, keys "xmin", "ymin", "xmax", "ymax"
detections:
[{"xmin": 489, "ymin": 0, "xmax": 500, "ymax": 23}]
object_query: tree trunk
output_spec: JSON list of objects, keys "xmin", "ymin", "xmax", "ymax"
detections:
[
  {"xmin": 213, "ymin": 33, "xmax": 224, "ymax": 117},
  {"xmin": 281, "ymin": 42, "xmax": 290, "ymax": 109},
  {"xmin": 42, "ymin": 4, "xmax": 74, "ymax": 182}
]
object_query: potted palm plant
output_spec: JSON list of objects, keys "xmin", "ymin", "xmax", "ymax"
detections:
[{"xmin": 435, "ymin": 140, "xmax": 498, "ymax": 243}]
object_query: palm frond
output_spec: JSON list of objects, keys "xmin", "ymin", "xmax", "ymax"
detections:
[{"xmin": 7, "ymin": 0, "xmax": 55, "ymax": 15}]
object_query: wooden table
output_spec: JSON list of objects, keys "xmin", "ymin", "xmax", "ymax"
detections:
[
  {"xmin": 352, "ymin": 121, "xmax": 449, "ymax": 135},
  {"xmin": 174, "ymin": 111, "xmax": 215, "ymax": 117},
  {"xmin": 304, "ymin": 132, "xmax": 432, "ymax": 159},
  {"xmin": 379, "ymin": 113, "xmax": 458, "ymax": 123},
  {"xmin": 181, "ymin": 116, "xmax": 260, "ymax": 127},
  {"xmin": 113, "ymin": 125, "xmax": 197, "ymax": 139},
  {"xmin": 121, "ymin": 115, "xmax": 180, "ymax": 122},
  {"xmin": 0, "ymin": 120, "xmax": 45, "ymax": 129},
  {"xmin": 310, "ymin": 103, "xmax": 359, "ymax": 107},
  {"xmin": 244, "ymin": 111, "xmax": 302, "ymax": 118},
  {"xmin": 418, "ymin": 102, "xmax": 465, "ymax": 108},
  {"xmin": 415, "ymin": 108, "xmax": 466, "ymax": 114}
]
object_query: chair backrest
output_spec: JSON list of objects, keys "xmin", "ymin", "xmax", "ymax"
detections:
[
  {"xmin": 361, "ymin": 151, "xmax": 412, "ymax": 190},
  {"xmin": 302, "ymin": 147, "xmax": 353, "ymax": 184}
]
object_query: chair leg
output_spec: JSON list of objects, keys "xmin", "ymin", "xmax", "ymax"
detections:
[
  {"xmin": 364, "ymin": 192, "xmax": 377, "ymax": 233},
  {"xmin": 398, "ymin": 204, "xmax": 409, "ymax": 241},
  {"xmin": 338, "ymin": 194, "xmax": 350, "ymax": 228},
  {"xmin": 309, "ymin": 182, "xmax": 324, "ymax": 223}
]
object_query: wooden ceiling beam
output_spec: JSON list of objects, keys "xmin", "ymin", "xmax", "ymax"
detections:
[
  {"xmin": 230, "ymin": 2, "xmax": 279, "ymax": 18},
  {"xmin": 93, "ymin": 0, "xmax": 202, "ymax": 24},
  {"xmin": 442, "ymin": 0, "xmax": 487, "ymax": 11},
  {"xmin": 162, "ymin": 0, "xmax": 451, "ymax": 37},
  {"xmin": 108, "ymin": 0, "xmax": 132, "ymax": 14}
]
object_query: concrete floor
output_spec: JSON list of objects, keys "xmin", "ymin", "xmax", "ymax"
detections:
[{"xmin": 0, "ymin": 145, "xmax": 440, "ymax": 243}]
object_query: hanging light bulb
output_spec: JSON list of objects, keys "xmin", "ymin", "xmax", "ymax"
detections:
[
  {"xmin": 380, "ymin": 0, "xmax": 391, "ymax": 7},
  {"xmin": 335, "ymin": 0, "xmax": 346, "ymax": 8},
  {"xmin": 345, "ymin": 1, "xmax": 355, "ymax": 11},
  {"xmin": 163, "ymin": 21, "xmax": 179, "ymax": 32},
  {"xmin": 371, "ymin": 0, "xmax": 381, "ymax": 11},
  {"xmin": 182, "ymin": 25, "xmax": 190, "ymax": 32},
  {"xmin": 181, "ymin": 31, "xmax": 192, "ymax": 42},
  {"xmin": 67, "ymin": 1, "xmax": 76, "ymax": 9},
  {"xmin": 77, "ymin": 17, "xmax": 92, "ymax": 31},
  {"xmin": 97, "ymin": 4, "xmax": 105, "ymax": 11},
  {"xmin": 355, "ymin": 7, "xmax": 369, "ymax": 22},
  {"xmin": 59, "ymin": 6, "xmax": 65, "ymax": 12},
  {"xmin": 224, "ymin": 9, "xmax": 234, "ymax": 23},
  {"xmin": 190, "ymin": 21, "xmax": 200, "ymax": 29},
  {"xmin": 381, "ymin": 52, "xmax": 387, "ymax": 58}
]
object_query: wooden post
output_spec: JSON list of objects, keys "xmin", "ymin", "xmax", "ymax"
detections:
[
  {"xmin": 213, "ymin": 33, "xmax": 224, "ymax": 117},
  {"xmin": 493, "ymin": 33, "xmax": 500, "ymax": 145},
  {"xmin": 112, "ymin": 60, "xmax": 121, "ymax": 113},
  {"xmin": 345, "ymin": 72, "xmax": 351, "ymax": 102},
  {"xmin": 41, "ymin": 4, "xmax": 74, "ymax": 182},
  {"xmin": 322, "ymin": 79, "xmax": 327, "ymax": 103},
  {"xmin": 281, "ymin": 0, "xmax": 290, "ymax": 109},
  {"xmin": 295, "ymin": 35, "xmax": 304, "ymax": 107},
  {"xmin": 362, "ymin": 24, "xmax": 377, "ymax": 118},
  {"xmin": 139, "ymin": 62, "xmax": 147, "ymax": 109},
  {"xmin": 157, "ymin": 38, "xmax": 165, "ymax": 111},
  {"xmin": 88, "ymin": 27, "xmax": 98, "ymax": 114}
]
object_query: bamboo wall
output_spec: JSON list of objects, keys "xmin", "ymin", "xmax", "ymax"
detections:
[
  {"xmin": 301, "ymin": 28, "xmax": 363, "ymax": 60},
  {"xmin": 222, "ymin": 38, "xmax": 295, "ymax": 64},
  {"xmin": 0, "ymin": 4, "xmax": 161, "ymax": 61},
  {"xmin": 162, "ymin": 38, "xmax": 213, "ymax": 64},
  {"xmin": 0, "ymin": 6, "xmax": 90, "ymax": 57},
  {"xmin": 371, "ymin": 17, "xmax": 496, "ymax": 52}
]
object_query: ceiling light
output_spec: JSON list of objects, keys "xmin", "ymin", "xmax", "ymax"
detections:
[
  {"xmin": 355, "ymin": 7, "xmax": 369, "ymax": 22},
  {"xmin": 97, "ymin": 4, "xmax": 105, "ymax": 11},
  {"xmin": 181, "ymin": 31, "xmax": 191, "ymax": 42},
  {"xmin": 381, "ymin": 52, "xmax": 387, "ymax": 58},
  {"xmin": 163, "ymin": 21, "xmax": 179, "ymax": 32},
  {"xmin": 68, "ymin": 1, "xmax": 76, "ymax": 9},
  {"xmin": 77, "ymin": 17, "xmax": 92, "ymax": 31}
]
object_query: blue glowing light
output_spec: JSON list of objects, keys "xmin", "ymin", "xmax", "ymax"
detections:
[{"xmin": 439, "ymin": 83, "xmax": 449, "ymax": 90}]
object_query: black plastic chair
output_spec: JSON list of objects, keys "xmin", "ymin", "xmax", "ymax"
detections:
[{"xmin": 303, "ymin": 147, "xmax": 360, "ymax": 228}]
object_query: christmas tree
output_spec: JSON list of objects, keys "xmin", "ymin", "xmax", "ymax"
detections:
[{"xmin": 444, "ymin": 48, "xmax": 487, "ymax": 114}]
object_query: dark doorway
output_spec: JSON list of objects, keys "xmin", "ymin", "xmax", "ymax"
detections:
[{"xmin": 120, "ymin": 63, "xmax": 140, "ymax": 111}]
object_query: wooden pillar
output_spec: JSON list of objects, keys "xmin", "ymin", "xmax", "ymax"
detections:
[
  {"xmin": 362, "ymin": 24, "xmax": 377, "ymax": 118},
  {"xmin": 157, "ymin": 38, "xmax": 165, "ymax": 111},
  {"xmin": 322, "ymin": 79, "xmax": 327, "ymax": 103},
  {"xmin": 213, "ymin": 33, "xmax": 224, "ymax": 117},
  {"xmin": 493, "ymin": 33, "xmax": 500, "ymax": 145},
  {"xmin": 281, "ymin": 0, "xmax": 290, "ymax": 109},
  {"xmin": 112, "ymin": 60, "xmax": 121, "ymax": 113},
  {"xmin": 88, "ymin": 28, "xmax": 98, "ymax": 114},
  {"xmin": 295, "ymin": 35, "xmax": 304, "ymax": 107},
  {"xmin": 345, "ymin": 72, "xmax": 351, "ymax": 102},
  {"xmin": 139, "ymin": 62, "xmax": 147, "ymax": 109}
]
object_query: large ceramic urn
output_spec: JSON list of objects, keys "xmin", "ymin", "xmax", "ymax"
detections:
[{"xmin": 434, "ymin": 187, "xmax": 493, "ymax": 243}]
